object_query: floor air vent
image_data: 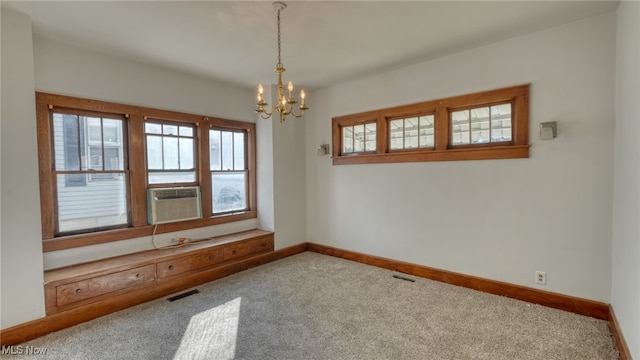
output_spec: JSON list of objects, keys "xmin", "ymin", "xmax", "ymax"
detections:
[
  {"xmin": 392, "ymin": 274, "xmax": 415, "ymax": 282},
  {"xmin": 168, "ymin": 289, "xmax": 200, "ymax": 302}
]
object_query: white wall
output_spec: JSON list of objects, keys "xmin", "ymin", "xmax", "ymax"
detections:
[
  {"xmin": 1, "ymin": 7, "xmax": 46, "ymax": 329},
  {"xmin": 272, "ymin": 99, "xmax": 307, "ymax": 249},
  {"xmin": 612, "ymin": 1, "xmax": 640, "ymax": 358},
  {"xmin": 306, "ymin": 12, "xmax": 616, "ymax": 302},
  {"xmin": 256, "ymin": 85, "xmax": 307, "ymax": 249}
]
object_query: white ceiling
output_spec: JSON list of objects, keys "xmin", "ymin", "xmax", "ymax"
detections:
[{"xmin": 3, "ymin": 1, "xmax": 619, "ymax": 89}]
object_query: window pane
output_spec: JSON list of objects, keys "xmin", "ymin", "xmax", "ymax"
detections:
[
  {"xmin": 221, "ymin": 131, "xmax": 233, "ymax": 170},
  {"xmin": 145, "ymin": 122, "xmax": 162, "ymax": 134},
  {"xmin": 86, "ymin": 117, "xmax": 102, "ymax": 144},
  {"xmin": 56, "ymin": 173, "xmax": 128, "ymax": 233},
  {"xmin": 405, "ymin": 117, "xmax": 419, "ymax": 149},
  {"xmin": 212, "ymin": 172, "xmax": 247, "ymax": 213},
  {"xmin": 89, "ymin": 147, "xmax": 103, "ymax": 170},
  {"xmin": 163, "ymin": 124, "xmax": 178, "ymax": 136},
  {"xmin": 419, "ymin": 115, "xmax": 435, "ymax": 148},
  {"xmin": 179, "ymin": 126, "xmax": 193, "ymax": 137},
  {"xmin": 104, "ymin": 147, "xmax": 122, "ymax": 171},
  {"xmin": 491, "ymin": 103, "xmax": 512, "ymax": 142},
  {"xmin": 146, "ymin": 135, "xmax": 163, "ymax": 169},
  {"xmin": 389, "ymin": 119, "xmax": 404, "ymax": 150},
  {"xmin": 210, "ymin": 130, "xmax": 221, "ymax": 170},
  {"xmin": 451, "ymin": 110, "xmax": 470, "ymax": 145},
  {"xmin": 342, "ymin": 126, "xmax": 353, "ymax": 153},
  {"xmin": 234, "ymin": 132, "xmax": 245, "ymax": 170},
  {"xmin": 353, "ymin": 124, "xmax": 365, "ymax": 152},
  {"xmin": 53, "ymin": 113, "xmax": 80, "ymax": 171},
  {"xmin": 163, "ymin": 137, "xmax": 179, "ymax": 169},
  {"xmin": 179, "ymin": 138, "xmax": 194, "ymax": 169},
  {"xmin": 470, "ymin": 107, "xmax": 490, "ymax": 144},
  {"xmin": 365, "ymin": 123, "xmax": 377, "ymax": 152},
  {"xmin": 148, "ymin": 171, "xmax": 196, "ymax": 184},
  {"xmin": 103, "ymin": 118, "xmax": 121, "ymax": 144}
]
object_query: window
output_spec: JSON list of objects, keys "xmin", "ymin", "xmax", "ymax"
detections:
[
  {"xmin": 450, "ymin": 103, "xmax": 511, "ymax": 146},
  {"xmin": 145, "ymin": 121, "xmax": 196, "ymax": 184},
  {"xmin": 332, "ymin": 84, "xmax": 529, "ymax": 165},
  {"xmin": 389, "ymin": 115, "xmax": 435, "ymax": 150},
  {"xmin": 36, "ymin": 93, "xmax": 257, "ymax": 252},
  {"xmin": 210, "ymin": 129, "xmax": 247, "ymax": 213},
  {"xmin": 341, "ymin": 122, "xmax": 377, "ymax": 154},
  {"xmin": 52, "ymin": 111, "xmax": 128, "ymax": 234}
]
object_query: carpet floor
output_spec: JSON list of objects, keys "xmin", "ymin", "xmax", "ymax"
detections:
[{"xmin": 8, "ymin": 252, "xmax": 618, "ymax": 359}]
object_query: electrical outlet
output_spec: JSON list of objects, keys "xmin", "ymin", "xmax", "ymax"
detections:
[{"xmin": 535, "ymin": 271, "xmax": 547, "ymax": 285}]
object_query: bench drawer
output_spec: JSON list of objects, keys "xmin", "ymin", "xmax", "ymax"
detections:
[{"xmin": 56, "ymin": 265, "xmax": 155, "ymax": 307}]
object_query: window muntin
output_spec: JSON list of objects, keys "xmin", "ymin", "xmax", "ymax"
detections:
[
  {"xmin": 145, "ymin": 121, "xmax": 196, "ymax": 184},
  {"xmin": 210, "ymin": 129, "xmax": 247, "ymax": 214},
  {"xmin": 52, "ymin": 112, "xmax": 128, "ymax": 234},
  {"xmin": 389, "ymin": 115, "xmax": 435, "ymax": 150},
  {"xmin": 451, "ymin": 103, "xmax": 512, "ymax": 146},
  {"xmin": 342, "ymin": 122, "xmax": 376, "ymax": 154}
]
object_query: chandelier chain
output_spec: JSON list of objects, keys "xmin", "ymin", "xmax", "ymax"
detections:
[{"xmin": 276, "ymin": 7, "xmax": 282, "ymax": 68}]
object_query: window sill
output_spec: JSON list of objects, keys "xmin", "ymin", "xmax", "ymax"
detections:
[
  {"xmin": 42, "ymin": 211, "xmax": 258, "ymax": 252},
  {"xmin": 332, "ymin": 145, "xmax": 530, "ymax": 165}
]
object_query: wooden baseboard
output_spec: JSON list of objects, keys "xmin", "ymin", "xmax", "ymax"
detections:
[
  {"xmin": 609, "ymin": 305, "xmax": 633, "ymax": 360},
  {"xmin": 2, "ymin": 241, "xmax": 626, "ymax": 357},
  {"xmin": 0, "ymin": 243, "xmax": 307, "ymax": 347},
  {"xmin": 307, "ymin": 242, "xmax": 610, "ymax": 320}
]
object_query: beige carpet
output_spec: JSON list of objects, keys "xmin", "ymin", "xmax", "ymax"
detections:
[{"xmin": 8, "ymin": 252, "xmax": 618, "ymax": 359}]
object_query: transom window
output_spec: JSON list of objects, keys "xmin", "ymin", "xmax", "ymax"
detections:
[
  {"xmin": 332, "ymin": 84, "xmax": 529, "ymax": 165},
  {"xmin": 145, "ymin": 121, "xmax": 196, "ymax": 185},
  {"xmin": 341, "ymin": 122, "xmax": 377, "ymax": 154},
  {"xmin": 451, "ymin": 103, "xmax": 512, "ymax": 146},
  {"xmin": 389, "ymin": 115, "xmax": 435, "ymax": 150}
]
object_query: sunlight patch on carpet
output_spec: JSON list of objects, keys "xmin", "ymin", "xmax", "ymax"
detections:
[{"xmin": 173, "ymin": 297, "xmax": 241, "ymax": 360}]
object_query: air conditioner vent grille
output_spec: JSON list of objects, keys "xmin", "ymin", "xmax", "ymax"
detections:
[{"xmin": 148, "ymin": 186, "xmax": 202, "ymax": 224}]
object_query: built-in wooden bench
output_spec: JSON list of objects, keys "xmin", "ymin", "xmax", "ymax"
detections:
[{"xmin": 44, "ymin": 229, "xmax": 274, "ymax": 315}]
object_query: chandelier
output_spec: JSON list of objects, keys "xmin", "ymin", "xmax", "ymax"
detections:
[{"xmin": 256, "ymin": 1, "xmax": 308, "ymax": 122}]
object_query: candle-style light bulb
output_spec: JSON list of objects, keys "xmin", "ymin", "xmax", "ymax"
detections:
[
  {"xmin": 300, "ymin": 90, "xmax": 306, "ymax": 106},
  {"xmin": 287, "ymin": 81, "xmax": 294, "ymax": 98},
  {"xmin": 257, "ymin": 84, "xmax": 264, "ymax": 102}
]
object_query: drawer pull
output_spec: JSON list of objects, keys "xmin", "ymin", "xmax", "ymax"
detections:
[
  {"xmin": 209, "ymin": 255, "xmax": 215, "ymax": 260},
  {"xmin": 232, "ymin": 250, "xmax": 237, "ymax": 254},
  {"xmin": 135, "ymin": 273, "xmax": 142, "ymax": 279},
  {"xmin": 75, "ymin": 288, "xmax": 82, "ymax": 294},
  {"xmin": 168, "ymin": 265, "xmax": 174, "ymax": 270},
  {"xmin": 261, "ymin": 242, "xmax": 266, "ymax": 247}
]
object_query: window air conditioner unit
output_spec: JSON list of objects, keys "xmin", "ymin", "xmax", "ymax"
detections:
[{"xmin": 147, "ymin": 186, "xmax": 202, "ymax": 225}]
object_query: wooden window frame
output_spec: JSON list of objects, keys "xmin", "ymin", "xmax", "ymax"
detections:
[
  {"xmin": 332, "ymin": 84, "xmax": 530, "ymax": 165},
  {"xmin": 209, "ymin": 127, "xmax": 250, "ymax": 215},
  {"xmin": 36, "ymin": 92, "xmax": 257, "ymax": 252}
]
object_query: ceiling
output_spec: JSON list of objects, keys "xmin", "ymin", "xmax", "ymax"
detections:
[{"xmin": 3, "ymin": 1, "xmax": 619, "ymax": 89}]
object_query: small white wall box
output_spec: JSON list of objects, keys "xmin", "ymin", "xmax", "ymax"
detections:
[
  {"xmin": 540, "ymin": 121, "xmax": 557, "ymax": 140},
  {"xmin": 317, "ymin": 143, "xmax": 330, "ymax": 156}
]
